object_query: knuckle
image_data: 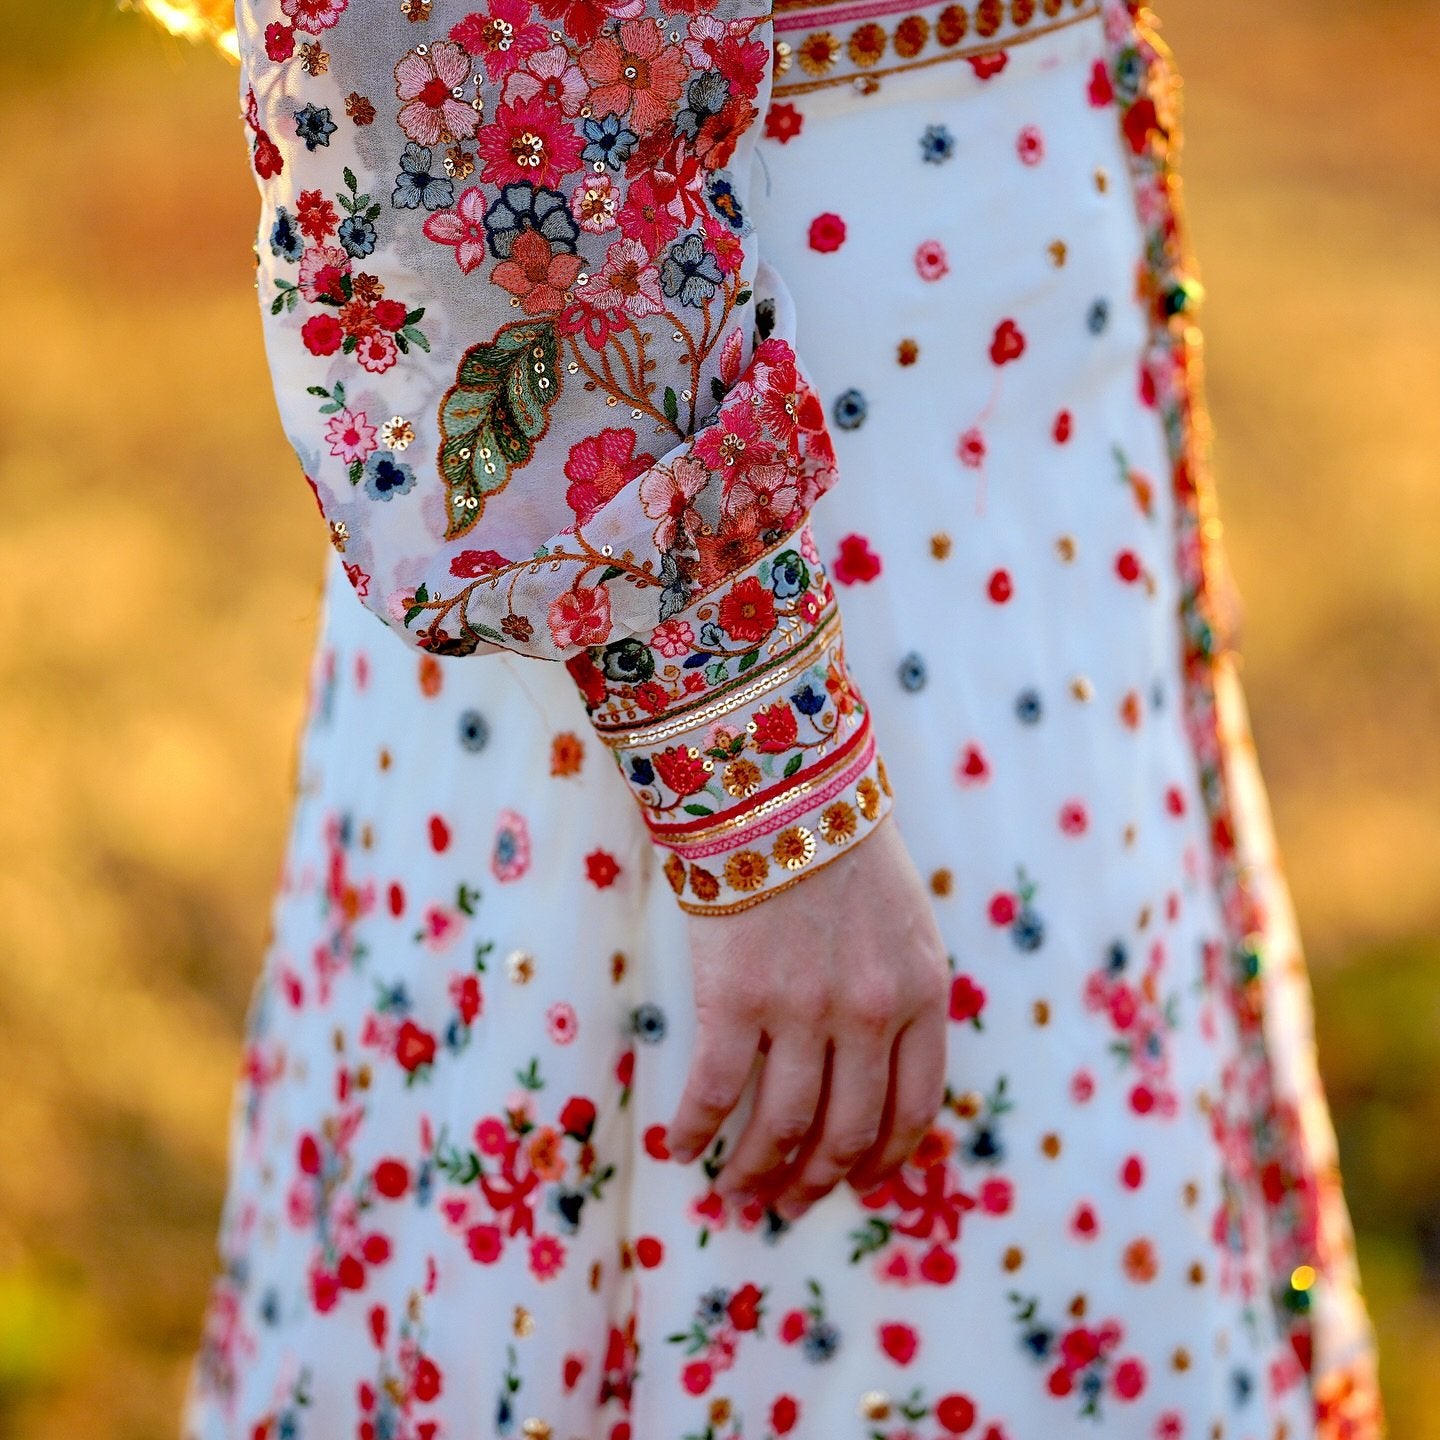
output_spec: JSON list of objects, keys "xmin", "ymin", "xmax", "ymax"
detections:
[
  {"xmin": 767, "ymin": 1111, "xmax": 816, "ymax": 1152},
  {"xmin": 845, "ymin": 975, "xmax": 901, "ymax": 1027},
  {"xmin": 827, "ymin": 1126, "xmax": 880, "ymax": 1167}
]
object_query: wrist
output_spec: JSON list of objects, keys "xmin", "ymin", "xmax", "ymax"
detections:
[{"xmin": 566, "ymin": 521, "xmax": 895, "ymax": 915}]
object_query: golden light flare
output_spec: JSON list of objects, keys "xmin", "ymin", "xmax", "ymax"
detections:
[{"xmin": 124, "ymin": 0, "xmax": 239, "ymax": 60}]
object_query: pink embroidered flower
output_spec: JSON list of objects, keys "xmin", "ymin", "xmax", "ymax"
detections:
[
  {"xmin": 585, "ymin": 236, "xmax": 665, "ymax": 316},
  {"xmin": 395, "ymin": 41, "xmax": 481, "ymax": 147},
  {"xmin": 450, "ymin": 548, "xmax": 514, "ymax": 577},
  {"xmin": 580, "ymin": 17, "xmax": 689, "ymax": 133},
  {"xmin": 807, "ymin": 212, "xmax": 846, "ymax": 253},
  {"xmin": 564, "ymin": 427, "xmax": 651, "ymax": 524},
  {"xmin": 504, "ymin": 44, "xmax": 588, "ymax": 114},
  {"xmin": 1016, "ymin": 124, "xmax": 1045, "ymax": 165},
  {"xmin": 832, "ymin": 533, "xmax": 881, "ymax": 584},
  {"xmin": 639, "ymin": 454, "xmax": 707, "ymax": 550},
  {"xmin": 764, "ymin": 101, "xmax": 802, "ymax": 143},
  {"xmin": 449, "ymin": 0, "xmax": 549, "ymax": 82},
  {"xmin": 957, "ymin": 426, "xmax": 985, "ymax": 468},
  {"xmin": 325, "ymin": 407, "xmax": 378, "ymax": 463},
  {"xmin": 914, "ymin": 238, "xmax": 949, "ymax": 281},
  {"xmin": 492, "ymin": 229, "xmax": 583, "ymax": 314},
  {"xmin": 569, "ymin": 173, "xmax": 619, "ymax": 234},
  {"xmin": 355, "ymin": 330, "xmax": 399, "ymax": 374},
  {"xmin": 297, "ymin": 244, "xmax": 350, "ymax": 301},
  {"xmin": 301, "ymin": 313, "xmax": 344, "ymax": 356},
  {"xmin": 491, "ymin": 808, "xmax": 532, "ymax": 881},
  {"xmin": 420, "ymin": 904, "xmax": 463, "ymax": 952},
  {"xmin": 547, "ymin": 583, "xmax": 612, "ymax": 648},
  {"xmin": 477, "ymin": 94, "xmax": 584, "ymax": 189},
  {"xmin": 616, "ymin": 171, "xmax": 684, "ymax": 255},
  {"xmin": 423, "ymin": 186, "xmax": 488, "ymax": 273},
  {"xmin": 264, "ymin": 22, "xmax": 295, "ymax": 60},
  {"xmin": 546, "ymin": 999, "xmax": 579, "ymax": 1041},
  {"xmin": 280, "ymin": 0, "xmax": 347, "ymax": 31},
  {"xmin": 649, "ymin": 619, "xmax": 694, "ymax": 658}
]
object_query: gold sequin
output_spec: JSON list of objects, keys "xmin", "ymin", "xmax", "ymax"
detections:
[
  {"xmin": 819, "ymin": 800, "xmax": 858, "ymax": 844},
  {"xmin": 1095, "ymin": 166, "xmax": 1109, "ymax": 192},
  {"xmin": 723, "ymin": 849, "xmax": 770, "ymax": 892},
  {"xmin": 855, "ymin": 775, "xmax": 882, "ymax": 820},
  {"xmin": 1070, "ymin": 674, "xmax": 1093, "ymax": 701},
  {"xmin": 1173, "ymin": 1347, "xmax": 1191, "ymax": 1371},
  {"xmin": 930, "ymin": 867, "xmax": 953, "ymax": 897},
  {"xmin": 1055, "ymin": 534, "xmax": 1076, "ymax": 561},
  {"xmin": 513, "ymin": 1304, "xmax": 534, "ymax": 1336},
  {"xmin": 1188, "ymin": 1261, "xmax": 1206, "ymax": 1284},
  {"xmin": 1183, "ymin": 1182, "xmax": 1199, "ymax": 1207},
  {"xmin": 708, "ymin": 1398, "xmax": 732, "ymax": 1426},
  {"xmin": 723, "ymin": 757, "xmax": 762, "ymax": 799},
  {"xmin": 380, "ymin": 415, "xmax": 415, "ymax": 450},
  {"xmin": 1032, "ymin": 999, "xmax": 1050, "ymax": 1025},
  {"xmin": 507, "ymin": 949, "xmax": 535, "ymax": 983},
  {"xmin": 953, "ymin": 1090, "xmax": 981, "ymax": 1118},
  {"xmin": 521, "ymin": 1421, "xmax": 551, "ymax": 1440},
  {"xmin": 897, "ymin": 337, "xmax": 919, "ymax": 365},
  {"xmin": 1003, "ymin": 1245, "xmax": 1024, "ymax": 1271},
  {"xmin": 1041, "ymin": 1132, "xmax": 1061, "ymax": 1158},
  {"xmin": 772, "ymin": 825, "xmax": 817, "ymax": 870},
  {"xmin": 858, "ymin": 1391, "xmax": 892, "ymax": 1421}
]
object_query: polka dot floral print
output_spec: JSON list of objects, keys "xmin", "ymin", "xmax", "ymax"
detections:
[{"xmin": 182, "ymin": 1, "xmax": 1385, "ymax": 1436}]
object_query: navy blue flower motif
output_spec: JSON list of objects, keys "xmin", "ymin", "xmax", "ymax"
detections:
[
  {"xmin": 629, "ymin": 756, "xmax": 655, "ymax": 787},
  {"xmin": 1106, "ymin": 939, "xmax": 1128, "ymax": 974},
  {"xmin": 581, "ymin": 113, "xmax": 638, "ymax": 171},
  {"xmin": 338, "ymin": 214, "xmax": 377, "ymax": 258},
  {"xmin": 1087, "ymin": 297, "xmax": 1110, "ymax": 334},
  {"xmin": 631, "ymin": 1003, "xmax": 666, "ymax": 1042},
  {"xmin": 706, "ymin": 173, "xmax": 747, "ymax": 232},
  {"xmin": 898, "ymin": 652, "xmax": 927, "ymax": 692},
  {"xmin": 676, "ymin": 71, "xmax": 729, "ymax": 141},
  {"xmin": 392, "ymin": 142, "xmax": 454, "ymax": 211},
  {"xmin": 697, "ymin": 1287, "xmax": 729, "ymax": 1323},
  {"xmin": 293, "ymin": 103, "xmax": 336, "ymax": 152},
  {"xmin": 484, "ymin": 182, "xmax": 578, "ymax": 259},
  {"xmin": 1012, "ymin": 907, "xmax": 1045, "ymax": 952},
  {"xmin": 268, "ymin": 206, "xmax": 302, "ymax": 261},
  {"xmin": 790, "ymin": 683, "xmax": 825, "ymax": 716},
  {"xmin": 920, "ymin": 123, "xmax": 955, "ymax": 164},
  {"xmin": 600, "ymin": 637, "xmax": 655, "ymax": 684},
  {"xmin": 457, "ymin": 709, "xmax": 490, "ymax": 752},
  {"xmin": 1015, "ymin": 687, "xmax": 1043, "ymax": 724},
  {"xmin": 768, "ymin": 549, "xmax": 810, "ymax": 599},
  {"xmin": 832, "ymin": 388, "xmax": 867, "ymax": 431},
  {"xmin": 967, "ymin": 1123, "xmax": 1002, "ymax": 1163},
  {"xmin": 362, "ymin": 452, "xmax": 416, "ymax": 501},
  {"xmin": 661, "ymin": 233, "xmax": 723, "ymax": 307},
  {"xmin": 801, "ymin": 1322, "xmax": 841, "ymax": 1363}
]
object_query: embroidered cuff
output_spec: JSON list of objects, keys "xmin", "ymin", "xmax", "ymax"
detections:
[{"xmin": 565, "ymin": 521, "xmax": 895, "ymax": 916}]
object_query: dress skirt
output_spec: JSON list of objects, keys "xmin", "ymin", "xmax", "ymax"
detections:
[{"xmin": 182, "ymin": 4, "xmax": 1382, "ymax": 1436}]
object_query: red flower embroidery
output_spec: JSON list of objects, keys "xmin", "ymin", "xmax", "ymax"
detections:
[{"xmin": 717, "ymin": 575, "xmax": 777, "ymax": 643}]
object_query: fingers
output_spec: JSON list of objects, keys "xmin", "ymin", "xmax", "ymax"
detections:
[
  {"xmin": 665, "ymin": 1014, "xmax": 764, "ymax": 1165},
  {"xmin": 846, "ymin": 1002, "xmax": 948, "ymax": 1192},
  {"xmin": 767, "ymin": 1029, "xmax": 894, "ymax": 1220},
  {"xmin": 713, "ymin": 1034, "xmax": 830, "ymax": 1202}
]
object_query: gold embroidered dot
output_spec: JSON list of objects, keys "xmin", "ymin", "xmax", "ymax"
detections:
[
  {"xmin": 1188, "ymin": 1261, "xmax": 1206, "ymax": 1285},
  {"xmin": 723, "ymin": 758, "xmax": 762, "ymax": 799},
  {"xmin": 930, "ymin": 532, "xmax": 952, "ymax": 559},
  {"xmin": 723, "ymin": 849, "xmax": 770, "ymax": 893},
  {"xmin": 856, "ymin": 775, "xmax": 882, "ymax": 820},
  {"xmin": 1137, "ymin": 903, "xmax": 1152, "ymax": 930},
  {"xmin": 1070, "ymin": 675, "xmax": 1093, "ymax": 701},
  {"xmin": 379, "ymin": 747, "xmax": 392, "ymax": 771},
  {"xmin": 1003, "ymin": 1245, "xmax": 1024, "ymax": 1271},
  {"xmin": 521, "ymin": 1420, "xmax": 551, "ymax": 1440},
  {"xmin": 1055, "ymin": 534, "xmax": 1076, "ymax": 561},
  {"xmin": 1173, "ymin": 1347, "xmax": 1191, "ymax": 1371},
  {"xmin": 1048, "ymin": 239, "xmax": 1068, "ymax": 267},
  {"xmin": 355, "ymin": 1063, "xmax": 372, "ymax": 1090},
  {"xmin": 773, "ymin": 825, "xmax": 816, "ymax": 870},
  {"xmin": 1041, "ymin": 1132, "xmax": 1061, "ymax": 1158},
  {"xmin": 708, "ymin": 1398, "xmax": 732, "ymax": 1426},
  {"xmin": 953, "ymin": 1090, "xmax": 982, "ymax": 1118},
  {"xmin": 513, "ymin": 1304, "xmax": 534, "ymax": 1337},
  {"xmin": 858, "ymin": 1391, "xmax": 892, "ymax": 1422},
  {"xmin": 1183, "ymin": 1181, "xmax": 1199, "ymax": 1207},
  {"xmin": 360, "ymin": 822, "xmax": 374, "ymax": 850},
  {"xmin": 1094, "ymin": 167, "xmax": 1109, "ymax": 192},
  {"xmin": 819, "ymin": 800, "xmax": 858, "ymax": 844},
  {"xmin": 589, "ymin": 1260, "xmax": 603, "ymax": 1290},
  {"xmin": 1123, "ymin": 823, "xmax": 1137, "ymax": 846},
  {"xmin": 897, "ymin": 337, "xmax": 919, "ymax": 365},
  {"xmin": 1033, "ymin": 999, "xmax": 1050, "ymax": 1026},
  {"xmin": 930, "ymin": 867, "xmax": 953, "ymax": 897},
  {"xmin": 507, "ymin": 949, "xmax": 535, "ymax": 983},
  {"xmin": 1067, "ymin": 1294, "xmax": 1087, "ymax": 1320},
  {"xmin": 610, "ymin": 950, "xmax": 627, "ymax": 983}
]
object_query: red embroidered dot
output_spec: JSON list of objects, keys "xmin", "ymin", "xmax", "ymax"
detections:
[
  {"xmin": 807, "ymin": 211, "xmax": 847, "ymax": 253},
  {"xmin": 987, "ymin": 568, "xmax": 1013, "ymax": 603},
  {"xmin": 428, "ymin": 815, "xmax": 450, "ymax": 852},
  {"xmin": 1121, "ymin": 1155, "xmax": 1144, "ymax": 1189},
  {"xmin": 1115, "ymin": 549, "xmax": 1142, "ymax": 582},
  {"xmin": 1053, "ymin": 409, "xmax": 1073, "ymax": 443},
  {"xmin": 634, "ymin": 1235, "xmax": 664, "ymax": 1268},
  {"xmin": 388, "ymin": 882, "xmax": 405, "ymax": 917}
]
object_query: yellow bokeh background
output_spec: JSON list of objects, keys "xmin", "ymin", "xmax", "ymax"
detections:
[{"xmin": 2, "ymin": 1, "xmax": 1438, "ymax": 1435}]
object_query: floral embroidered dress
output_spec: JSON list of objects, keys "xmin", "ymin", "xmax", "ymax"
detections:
[{"xmin": 182, "ymin": 0, "xmax": 1384, "ymax": 1436}]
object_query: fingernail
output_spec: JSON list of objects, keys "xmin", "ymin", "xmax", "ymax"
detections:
[{"xmin": 669, "ymin": 1143, "xmax": 695, "ymax": 1163}]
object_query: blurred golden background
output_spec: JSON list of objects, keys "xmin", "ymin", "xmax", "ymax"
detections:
[{"xmin": 1, "ymin": 1, "xmax": 1437, "ymax": 1435}]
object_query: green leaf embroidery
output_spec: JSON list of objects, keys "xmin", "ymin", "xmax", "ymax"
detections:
[
  {"xmin": 737, "ymin": 648, "xmax": 759, "ymax": 673},
  {"xmin": 663, "ymin": 385, "xmax": 679, "ymax": 425},
  {"xmin": 783, "ymin": 753, "xmax": 803, "ymax": 778},
  {"xmin": 683, "ymin": 803, "xmax": 715, "ymax": 817},
  {"xmin": 437, "ymin": 320, "xmax": 561, "ymax": 540}
]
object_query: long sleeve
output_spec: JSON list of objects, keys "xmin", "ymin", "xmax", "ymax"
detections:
[{"xmin": 236, "ymin": 0, "xmax": 893, "ymax": 913}]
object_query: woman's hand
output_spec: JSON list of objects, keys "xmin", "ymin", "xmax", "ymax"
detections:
[{"xmin": 663, "ymin": 816, "xmax": 951, "ymax": 1221}]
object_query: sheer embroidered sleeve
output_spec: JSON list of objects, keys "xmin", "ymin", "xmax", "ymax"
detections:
[{"xmin": 237, "ymin": 0, "xmax": 894, "ymax": 913}]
